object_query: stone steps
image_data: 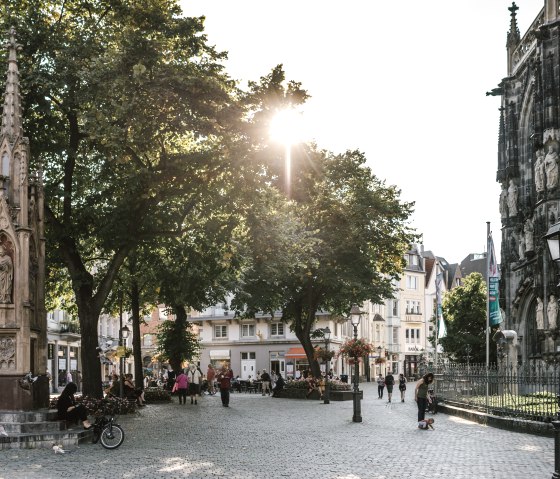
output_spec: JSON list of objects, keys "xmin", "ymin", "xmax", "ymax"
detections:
[{"xmin": 0, "ymin": 409, "xmax": 92, "ymax": 449}]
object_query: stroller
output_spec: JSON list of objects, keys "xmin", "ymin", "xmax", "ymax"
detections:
[{"xmin": 426, "ymin": 386, "xmax": 438, "ymax": 414}]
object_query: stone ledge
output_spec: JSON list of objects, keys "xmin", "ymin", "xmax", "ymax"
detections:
[{"xmin": 438, "ymin": 402, "xmax": 555, "ymax": 437}]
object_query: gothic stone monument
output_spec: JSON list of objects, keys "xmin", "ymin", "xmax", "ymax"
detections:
[
  {"xmin": 495, "ymin": 1, "xmax": 560, "ymax": 363},
  {"xmin": 0, "ymin": 28, "xmax": 47, "ymax": 410}
]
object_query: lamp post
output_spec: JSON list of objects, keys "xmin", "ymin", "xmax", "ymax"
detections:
[
  {"xmin": 350, "ymin": 304, "xmax": 363, "ymax": 422},
  {"xmin": 323, "ymin": 327, "xmax": 331, "ymax": 405},
  {"xmin": 544, "ymin": 222, "xmax": 560, "ymax": 479},
  {"xmin": 118, "ymin": 292, "xmax": 131, "ymax": 398}
]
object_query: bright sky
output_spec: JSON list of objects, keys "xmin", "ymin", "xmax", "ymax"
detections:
[{"xmin": 180, "ymin": 0, "xmax": 545, "ymax": 265}]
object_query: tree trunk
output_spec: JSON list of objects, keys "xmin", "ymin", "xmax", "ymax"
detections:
[
  {"xmin": 76, "ymin": 295, "xmax": 103, "ymax": 398},
  {"xmin": 169, "ymin": 305, "xmax": 187, "ymax": 372},
  {"xmin": 130, "ymin": 280, "xmax": 143, "ymax": 390}
]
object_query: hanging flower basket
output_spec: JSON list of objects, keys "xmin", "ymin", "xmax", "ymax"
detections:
[
  {"xmin": 313, "ymin": 347, "xmax": 335, "ymax": 361},
  {"xmin": 375, "ymin": 357, "xmax": 386, "ymax": 364},
  {"xmin": 337, "ymin": 338, "xmax": 374, "ymax": 362}
]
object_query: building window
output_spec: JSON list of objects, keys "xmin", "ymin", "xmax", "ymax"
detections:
[
  {"xmin": 392, "ymin": 327, "xmax": 399, "ymax": 344},
  {"xmin": 405, "ymin": 328, "xmax": 421, "ymax": 344},
  {"xmin": 241, "ymin": 324, "xmax": 256, "ymax": 337},
  {"xmin": 214, "ymin": 325, "xmax": 228, "ymax": 339},
  {"xmin": 271, "ymin": 323, "xmax": 285, "ymax": 336},
  {"xmin": 241, "ymin": 352, "xmax": 256, "ymax": 360},
  {"xmin": 392, "ymin": 300, "xmax": 398, "ymax": 316},
  {"xmin": 406, "ymin": 254, "xmax": 418, "ymax": 266},
  {"xmin": 406, "ymin": 275, "xmax": 417, "ymax": 290},
  {"xmin": 143, "ymin": 334, "xmax": 152, "ymax": 347}
]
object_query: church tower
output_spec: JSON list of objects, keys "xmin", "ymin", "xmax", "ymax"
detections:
[{"xmin": 0, "ymin": 27, "xmax": 47, "ymax": 410}]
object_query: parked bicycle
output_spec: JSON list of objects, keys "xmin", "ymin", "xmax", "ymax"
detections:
[{"xmin": 91, "ymin": 403, "xmax": 125, "ymax": 449}]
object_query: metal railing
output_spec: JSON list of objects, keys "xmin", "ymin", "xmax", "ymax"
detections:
[{"xmin": 435, "ymin": 361, "xmax": 560, "ymax": 422}]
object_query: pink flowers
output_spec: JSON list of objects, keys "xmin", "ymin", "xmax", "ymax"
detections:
[{"xmin": 337, "ymin": 338, "xmax": 374, "ymax": 361}]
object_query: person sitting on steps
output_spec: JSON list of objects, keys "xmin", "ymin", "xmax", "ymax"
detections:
[{"xmin": 57, "ymin": 382, "xmax": 92, "ymax": 429}]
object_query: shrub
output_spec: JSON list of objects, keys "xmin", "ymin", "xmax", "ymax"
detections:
[
  {"xmin": 50, "ymin": 394, "xmax": 137, "ymax": 415},
  {"xmin": 284, "ymin": 379, "xmax": 351, "ymax": 391},
  {"xmin": 144, "ymin": 387, "xmax": 172, "ymax": 402}
]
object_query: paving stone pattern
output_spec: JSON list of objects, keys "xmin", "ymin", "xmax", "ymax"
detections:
[{"xmin": 0, "ymin": 382, "xmax": 554, "ymax": 479}]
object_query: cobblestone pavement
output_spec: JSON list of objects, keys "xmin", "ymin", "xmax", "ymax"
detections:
[{"xmin": 0, "ymin": 382, "xmax": 554, "ymax": 479}]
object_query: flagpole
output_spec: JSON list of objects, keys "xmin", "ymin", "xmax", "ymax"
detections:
[
  {"xmin": 434, "ymin": 261, "xmax": 438, "ymax": 376},
  {"xmin": 486, "ymin": 221, "xmax": 490, "ymax": 412}
]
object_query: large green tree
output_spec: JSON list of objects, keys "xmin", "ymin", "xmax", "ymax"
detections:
[
  {"xmin": 439, "ymin": 272, "xmax": 495, "ymax": 363},
  {"xmin": 232, "ymin": 148, "xmax": 417, "ymax": 377},
  {"xmin": 1, "ymin": 0, "xmax": 246, "ymax": 396}
]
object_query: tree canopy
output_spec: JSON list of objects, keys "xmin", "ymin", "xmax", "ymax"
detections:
[
  {"xmin": 232, "ymin": 147, "xmax": 417, "ymax": 376},
  {"xmin": 439, "ymin": 273, "xmax": 495, "ymax": 363}
]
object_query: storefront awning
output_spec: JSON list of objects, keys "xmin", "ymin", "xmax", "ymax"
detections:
[
  {"xmin": 209, "ymin": 349, "xmax": 230, "ymax": 360},
  {"xmin": 285, "ymin": 347, "xmax": 307, "ymax": 359}
]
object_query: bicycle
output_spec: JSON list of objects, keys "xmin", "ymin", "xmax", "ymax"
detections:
[{"xmin": 91, "ymin": 405, "xmax": 125, "ymax": 449}]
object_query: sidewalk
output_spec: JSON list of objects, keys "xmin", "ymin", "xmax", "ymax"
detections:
[{"xmin": 0, "ymin": 382, "xmax": 554, "ymax": 478}]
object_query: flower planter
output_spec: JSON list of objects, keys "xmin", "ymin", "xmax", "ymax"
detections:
[{"xmin": 274, "ymin": 388, "xmax": 362, "ymax": 401}]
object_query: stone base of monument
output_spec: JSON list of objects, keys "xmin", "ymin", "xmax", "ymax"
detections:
[
  {"xmin": 0, "ymin": 375, "xmax": 50, "ymax": 411},
  {"xmin": 0, "ymin": 410, "xmax": 92, "ymax": 449}
]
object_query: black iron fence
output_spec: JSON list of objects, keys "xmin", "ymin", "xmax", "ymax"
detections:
[{"xmin": 435, "ymin": 361, "xmax": 560, "ymax": 422}]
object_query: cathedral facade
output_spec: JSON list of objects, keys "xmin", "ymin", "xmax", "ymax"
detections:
[{"xmin": 497, "ymin": 1, "xmax": 560, "ymax": 362}]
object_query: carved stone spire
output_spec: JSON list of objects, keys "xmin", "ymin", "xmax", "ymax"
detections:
[
  {"xmin": 507, "ymin": 2, "xmax": 521, "ymax": 48},
  {"xmin": 1, "ymin": 27, "xmax": 23, "ymax": 144}
]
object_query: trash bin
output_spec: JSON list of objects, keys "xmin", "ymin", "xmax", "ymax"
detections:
[{"xmin": 340, "ymin": 374, "xmax": 348, "ymax": 383}]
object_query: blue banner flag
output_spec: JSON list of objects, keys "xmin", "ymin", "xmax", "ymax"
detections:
[{"xmin": 488, "ymin": 233, "xmax": 503, "ymax": 327}]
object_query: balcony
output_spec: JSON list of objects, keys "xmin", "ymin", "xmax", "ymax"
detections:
[
  {"xmin": 60, "ymin": 321, "xmax": 81, "ymax": 334},
  {"xmin": 403, "ymin": 314, "xmax": 423, "ymax": 323}
]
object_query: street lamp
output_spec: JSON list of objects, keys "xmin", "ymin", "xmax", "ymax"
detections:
[
  {"xmin": 350, "ymin": 304, "xmax": 363, "ymax": 422},
  {"xmin": 544, "ymin": 222, "xmax": 560, "ymax": 478},
  {"xmin": 118, "ymin": 291, "xmax": 131, "ymax": 398},
  {"xmin": 323, "ymin": 326, "xmax": 331, "ymax": 405}
]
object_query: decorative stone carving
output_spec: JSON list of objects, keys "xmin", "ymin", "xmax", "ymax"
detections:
[
  {"xmin": 536, "ymin": 297, "xmax": 545, "ymax": 329},
  {"xmin": 545, "ymin": 144, "xmax": 559, "ymax": 189},
  {"xmin": 507, "ymin": 179, "xmax": 518, "ymax": 216},
  {"xmin": 0, "ymin": 244, "xmax": 13, "ymax": 303},
  {"xmin": 535, "ymin": 148, "xmax": 545, "ymax": 192},
  {"xmin": 518, "ymin": 231, "xmax": 525, "ymax": 260},
  {"xmin": 548, "ymin": 295, "xmax": 558, "ymax": 330},
  {"xmin": 524, "ymin": 218, "xmax": 534, "ymax": 252},
  {"xmin": 499, "ymin": 187, "xmax": 508, "ymax": 218},
  {"xmin": 0, "ymin": 336, "xmax": 15, "ymax": 369}
]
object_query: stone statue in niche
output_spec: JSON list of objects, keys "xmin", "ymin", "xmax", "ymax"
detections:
[
  {"xmin": 518, "ymin": 232, "xmax": 525, "ymax": 260},
  {"xmin": 507, "ymin": 179, "xmax": 518, "ymax": 217},
  {"xmin": 0, "ymin": 336, "xmax": 15, "ymax": 370},
  {"xmin": 536, "ymin": 297, "xmax": 545, "ymax": 330},
  {"xmin": 545, "ymin": 144, "xmax": 559, "ymax": 190},
  {"xmin": 535, "ymin": 148, "xmax": 545, "ymax": 193},
  {"xmin": 499, "ymin": 187, "xmax": 508, "ymax": 218},
  {"xmin": 524, "ymin": 218, "xmax": 534, "ymax": 252},
  {"xmin": 0, "ymin": 244, "xmax": 13, "ymax": 303},
  {"xmin": 547, "ymin": 295, "xmax": 558, "ymax": 330}
]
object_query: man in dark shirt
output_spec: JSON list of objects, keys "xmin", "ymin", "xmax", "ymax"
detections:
[
  {"xmin": 260, "ymin": 369, "xmax": 271, "ymax": 396},
  {"xmin": 217, "ymin": 367, "xmax": 234, "ymax": 407},
  {"xmin": 272, "ymin": 373, "xmax": 285, "ymax": 397},
  {"xmin": 385, "ymin": 371, "xmax": 395, "ymax": 403}
]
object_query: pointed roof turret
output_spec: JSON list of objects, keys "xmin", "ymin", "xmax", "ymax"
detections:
[
  {"xmin": 1, "ymin": 27, "xmax": 23, "ymax": 143},
  {"xmin": 507, "ymin": 2, "xmax": 521, "ymax": 48}
]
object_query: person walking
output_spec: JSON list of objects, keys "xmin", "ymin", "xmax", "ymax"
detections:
[
  {"xmin": 384, "ymin": 371, "xmax": 395, "ymax": 403},
  {"xmin": 414, "ymin": 372, "xmax": 435, "ymax": 422},
  {"xmin": 218, "ymin": 366, "xmax": 234, "ymax": 407},
  {"xmin": 206, "ymin": 364, "xmax": 216, "ymax": 395},
  {"xmin": 175, "ymin": 369, "xmax": 189, "ymax": 405},
  {"xmin": 398, "ymin": 373, "xmax": 407, "ymax": 402},
  {"xmin": 188, "ymin": 364, "xmax": 202, "ymax": 405},
  {"xmin": 376, "ymin": 373, "xmax": 385, "ymax": 399},
  {"xmin": 260, "ymin": 369, "xmax": 271, "ymax": 396}
]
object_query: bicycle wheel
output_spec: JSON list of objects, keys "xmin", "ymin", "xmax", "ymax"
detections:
[{"xmin": 99, "ymin": 424, "xmax": 124, "ymax": 449}]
